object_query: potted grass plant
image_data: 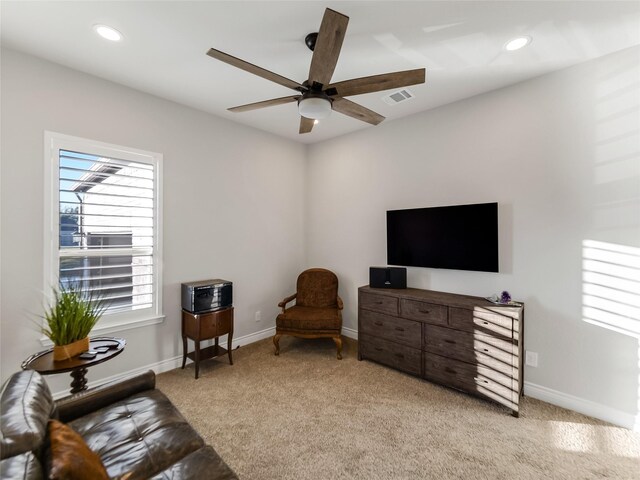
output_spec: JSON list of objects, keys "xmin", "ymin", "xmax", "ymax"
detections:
[{"xmin": 42, "ymin": 282, "xmax": 107, "ymax": 361}]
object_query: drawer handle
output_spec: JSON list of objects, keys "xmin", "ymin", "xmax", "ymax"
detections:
[
  {"xmin": 375, "ymin": 347, "xmax": 383, "ymax": 352},
  {"xmin": 374, "ymin": 321, "xmax": 384, "ymax": 326},
  {"xmin": 376, "ymin": 301, "xmax": 384, "ymax": 305},
  {"xmin": 482, "ymin": 321, "xmax": 489, "ymax": 326},
  {"xmin": 483, "ymin": 348, "xmax": 489, "ymax": 352},
  {"xmin": 475, "ymin": 377, "xmax": 489, "ymax": 385},
  {"xmin": 395, "ymin": 327, "xmax": 405, "ymax": 332},
  {"xmin": 445, "ymin": 367, "xmax": 457, "ymax": 374},
  {"xmin": 444, "ymin": 339, "xmax": 456, "ymax": 344},
  {"xmin": 395, "ymin": 353, "xmax": 405, "ymax": 359},
  {"xmin": 419, "ymin": 310, "xmax": 430, "ymax": 314}
]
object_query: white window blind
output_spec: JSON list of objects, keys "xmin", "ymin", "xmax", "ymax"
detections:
[{"xmin": 45, "ymin": 132, "xmax": 163, "ymax": 330}]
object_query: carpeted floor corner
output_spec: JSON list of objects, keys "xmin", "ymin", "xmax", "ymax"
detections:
[{"xmin": 156, "ymin": 337, "xmax": 640, "ymax": 480}]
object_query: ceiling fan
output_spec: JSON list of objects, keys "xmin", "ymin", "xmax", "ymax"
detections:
[{"xmin": 207, "ymin": 8, "xmax": 426, "ymax": 134}]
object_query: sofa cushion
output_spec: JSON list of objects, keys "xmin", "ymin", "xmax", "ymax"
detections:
[
  {"xmin": 149, "ymin": 446, "xmax": 238, "ymax": 480},
  {"xmin": 0, "ymin": 451, "xmax": 43, "ymax": 480},
  {"xmin": 0, "ymin": 370, "xmax": 55, "ymax": 459},
  {"xmin": 69, "ymin": 389, "xmax": 204, "ymax": 480},
  {"xmin": 276, "ymin": 305, "xmax": 342, "ymax": 331},
  {"xmin": 46, "ymin": 419, "xmax": 109, "ymax": 480}
]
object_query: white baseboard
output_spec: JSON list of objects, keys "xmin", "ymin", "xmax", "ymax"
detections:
[
  {"xmin": 524, "ymin": 381, "xmax": 639, "ymax": 432},
  {"xmin": 342, "ymin": 327, "xmax": 358, "ymax": 340},
  {"xmin": 230, "ymin": 326, "xmax": 276, "ymax": 349},
  {"xmin": 52, "ymin": 326, "xmax": 276, "ymax": 399}
]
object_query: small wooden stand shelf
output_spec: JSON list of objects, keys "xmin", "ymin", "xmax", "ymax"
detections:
[{"xmin": 181, "ymin": 307, "xmax": 234, "ymax": 379}]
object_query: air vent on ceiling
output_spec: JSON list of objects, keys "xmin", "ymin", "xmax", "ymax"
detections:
[{"xmin": 382, "ymin": 88, "xmax": 414, "ymax": 106}]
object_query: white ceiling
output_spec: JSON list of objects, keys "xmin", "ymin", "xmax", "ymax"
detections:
[{"xmin": 2, "ymin": 1, "xmax": 639, "ymax": 144}]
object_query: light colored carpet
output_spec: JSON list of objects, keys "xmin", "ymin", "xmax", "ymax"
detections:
[{"xmin": 157, "ymin": 337, "xmax": 640, "ymax": 480}]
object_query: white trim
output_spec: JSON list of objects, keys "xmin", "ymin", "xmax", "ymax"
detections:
[
  {"xmin": 229, "ymin": 326, "xmax": 276, "ymax": 347},
  {"xmin": 51, "ymin": 326, "xmax": 276, "ymax": 399},
  {"xmin": 43, "ymin": 131, "xmax": 163, "ymax": 330},
  {"xmin": 52, "ymin": 354, "xmax": 183, "ymax": 400},
  {"xmin": 342, "ymin": 326, "xmax": 358, "ymax": 340},
  {"xmin": 524, "ymin": 381, "xmax": 639, "ymax": 432},
  {"xmin": 39, "ymin": 314, "xmax": 166, "ymax": 347}
]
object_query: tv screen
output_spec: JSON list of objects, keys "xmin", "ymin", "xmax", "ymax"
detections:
[{"xmin": 387, "ymin": 202, "xmax": 499, "ymax": 273}]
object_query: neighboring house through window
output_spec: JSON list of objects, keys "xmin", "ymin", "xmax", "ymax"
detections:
[{"xmin": 44, "ymin": 132, "xmax": 163, "ymax": 335}]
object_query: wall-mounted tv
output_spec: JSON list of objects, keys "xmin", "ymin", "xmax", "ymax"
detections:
[{"xmin": 387, "ymin": 202, "xmax": 499, "ymax": 273}]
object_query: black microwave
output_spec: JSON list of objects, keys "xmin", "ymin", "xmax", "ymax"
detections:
[{"xmin": 181, "ymin": 279, "xmax": 232, "ymax": 314}]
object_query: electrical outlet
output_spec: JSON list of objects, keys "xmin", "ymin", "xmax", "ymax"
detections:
[
  {"xmin": 525, "ymin": 351, "xmax": 538, "ymax": 367},
  {"xmin": 255, "ymin": 311, "xmax": 262, "ymax": 322}
]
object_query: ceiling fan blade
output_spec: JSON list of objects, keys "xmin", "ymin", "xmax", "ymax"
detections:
[
  {"xmin": 299, "ymin": 116, "xmax": 315, "ymax": 134},
  {"xmin": 332, "ymin": 97, "xmax": 385, "ymax": 125},
  {"xmin": 308, "ymin": 8, "xmax": 349, "ymax": 87},
  {"xmin": 207, "ymin": 48, "xmax": 304, "ymax": 92},
  {"xmin": 325, "ymin": 68, "xmax": 426, "ymax": 97},
  {"xmin": 228, "ymin": 95, "xmax": 300, "ymax": 113}
]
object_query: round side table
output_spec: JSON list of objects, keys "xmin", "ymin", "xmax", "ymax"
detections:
[{"xmin": 22, "ymin": 337, "xmax": 126, "ymax": 394}]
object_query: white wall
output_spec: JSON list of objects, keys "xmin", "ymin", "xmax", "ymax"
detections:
[
  {"xmin": 2, "ymin": 45, "xmax": 639, "ymax": 429},
  {"xmin": 0, "ymin": 49, "xmax": 306, "ymax": 393},
  {"xmin": 306, "ymin": 46, "xmax": 640, "ymax": 426}
]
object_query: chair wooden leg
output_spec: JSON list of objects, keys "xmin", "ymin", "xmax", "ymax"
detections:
[
  {"xmin": 333, "ymin": 336, "xmax": 343, "ymax": 360},
  {"xmin": 273, "ymin": 334, "xmax": 281, "ymax": 356}
]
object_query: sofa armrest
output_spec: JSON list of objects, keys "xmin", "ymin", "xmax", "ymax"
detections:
[
  {"xmin": 337, "ymin": 296, "xmax": 344, "ymax": 310},
  {"xmin": 55, "ymin": 370, "xmax": 156, "ymax": 423},
  {"xmin": 278, "ymin": 294, "xmax": 296, "ymax": 313}
]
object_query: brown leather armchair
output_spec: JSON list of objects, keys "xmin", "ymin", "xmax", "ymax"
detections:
[{"xmin": 273, "ymin": 268, "xmax": 344, "ymax": 359}]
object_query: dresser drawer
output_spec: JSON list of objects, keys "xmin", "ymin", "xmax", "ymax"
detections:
[
  {"xmin": 423, "ymin": 353, "xmax": 516, "ymax": 408},
  {"xmin": 449, "ymin": 307, "xmax": 513, "ymax": 338},
  {"xmin": 400, "ymin": 299, "xmax": 447, "ymax": 326},
  {"xmin": 360, "ymin": 310, "xmax": 421, "ymax": 349},
  {"xmin": 359, "ymin": 333, "xmax": 421, "ymax": 376},
  {"xmin": 360, "ymin": 292, "xmax": 399, "ymax": 316},
  {"xmin": 423, "ymin": 324, "xmax": 516, "ymax": 377},
  {"xmin": 423, "ymin": 351, "xmax": 476, "ymax": 390}
]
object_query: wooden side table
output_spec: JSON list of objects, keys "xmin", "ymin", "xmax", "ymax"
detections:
[
  {"xmin": 21, "ymin": 337, "xmax": 126, "ymax": 394},
  {"xmin": 182, "ymin": 307, "xmax": 234, "ymax": 379}
]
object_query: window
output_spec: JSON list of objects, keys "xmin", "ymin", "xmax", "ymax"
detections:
[{"xmin": 44, "ymin": 132, "xmax": 163, "ymax": 334}]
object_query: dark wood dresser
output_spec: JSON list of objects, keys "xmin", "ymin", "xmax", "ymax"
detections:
[{"xmin": 358, "ymin": 286, "xmax": 524, "ymax": 416}]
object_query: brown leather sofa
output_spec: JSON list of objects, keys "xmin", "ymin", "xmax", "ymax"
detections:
[{"xmin": 0, "ymin": 369, "xmax": 237, "ymax": 479}]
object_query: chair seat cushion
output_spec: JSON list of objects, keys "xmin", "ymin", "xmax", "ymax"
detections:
[
  {"xmin": 276, "ymin": 306, "xmax": 342, "ymax": 331},
  {"xmin": 69, "ymin": 389, "xmax": 204, "ymax": 480}
]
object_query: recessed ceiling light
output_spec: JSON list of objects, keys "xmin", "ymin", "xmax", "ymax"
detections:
[
  {"xmin": 93, "ymin": 24, "xmax": 122, "ymax": 42},
  {"xmin": 504, "ymin": 36, "xmax": 531, "ymax": 52}
]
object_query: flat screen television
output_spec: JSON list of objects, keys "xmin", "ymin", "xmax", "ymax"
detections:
[{"xmin": 387, "ymin": 202, "xmax": 499, "ymax": 273}]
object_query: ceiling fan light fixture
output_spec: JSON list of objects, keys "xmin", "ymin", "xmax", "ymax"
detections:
[
  {"xmin": 504, "ymin": 36, "xmax": 531, "ymax": 52},
  {"xmin": 93, "ymin": 24, "xmax": 123, "ymax": 42},
  {"xmin": 298, "ymin": 93, "xmax": 332, "ymax": 120}
]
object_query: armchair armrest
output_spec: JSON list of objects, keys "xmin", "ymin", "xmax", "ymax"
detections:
[
  {"xmin": 278, "ymin": 294, "xmax": 297, "ymax": 313},
  {"xmin": 337, "ymin": 296, "xmax": 344, "ymax": 310},
  {"xmin": 55, "ymin": 370, "xmax": 155, "ymax": 423}
]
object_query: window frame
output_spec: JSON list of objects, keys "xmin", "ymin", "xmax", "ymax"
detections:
[{"xmin": 43, "ymin": 131, "xmax": 164, "ymax": 341}]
